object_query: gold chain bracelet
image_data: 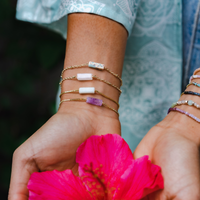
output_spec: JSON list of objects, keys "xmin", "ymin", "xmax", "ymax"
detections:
[
  {"xmin": 59, "ymin": 88, "xmax": 119, "ymax": 108},
  {"xmin": 60, "ymin": 61, "xmax": 123, "ymax": 86},
  {"xmin": 59, "ymin": 97, "xmax": 119, "ymax": 116},
  {"xmin": 59, "ymin": 74, "xmax": 122, "ymax": 93}
]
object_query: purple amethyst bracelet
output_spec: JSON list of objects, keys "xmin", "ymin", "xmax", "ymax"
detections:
[
  {"xmin": 86, "ymin": 97, "xmax": 103, "ymax": 106},
  {"xmin": 59, "ymin": 97, "xmax": 119, "ymax": 115},
  {"xmin": 168, "ymin": 107, "xmax": 200, "ymax": 123}
]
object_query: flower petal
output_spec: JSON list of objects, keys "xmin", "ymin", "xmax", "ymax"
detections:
[
  {"xmin": 28, "ymin": 170, "xmax": 94, "ymax": 200},
  {"xmin": 114, "ymin": 156, "xmax": 164, "ymax": 199},
  {"xmin": 76, "ymin": 134, "xmax": 134, "ymax": 197}
]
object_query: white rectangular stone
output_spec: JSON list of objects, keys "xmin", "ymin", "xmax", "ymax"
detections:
[
  {"xmin": 79, "ymin": 87, "xmax": 95, "ymax": 94},
  {"xmin": 77, "ymin": 73, "xmax": 93, "ymax": 81}
]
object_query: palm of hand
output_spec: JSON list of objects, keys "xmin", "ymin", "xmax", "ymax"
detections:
[
  {"xmin": 28, "ymin": 111, "xmax": 120, "ymax": 172},
  {"xmin": 135, "ymin": 126, "xmax": 200, "ymax": 200},
  {"xmin": 9, "ymin": 110, "xmax": 120, "ymax": 200}
]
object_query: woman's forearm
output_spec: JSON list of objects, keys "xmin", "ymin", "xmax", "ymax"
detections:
[{"xmin": 59, "ymin": 13, "xmax": 128, "ymax": 117}]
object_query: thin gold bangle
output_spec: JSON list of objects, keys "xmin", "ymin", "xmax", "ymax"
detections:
[
  {"xmin": 59, "ymin": 75, "xmax": 122, "ymax": 93},
  {"xmin": 60, "ymin": 62, "xmax": 123, "ymax": 86},
  {"xmin": 59, "ymin": 89, "xmax": 119, "ymax": 108},
  {"xmin": 59, "ymin": 98, "xmax": 119, "ymax": 115},
  {"xmin": 194, "ymin": 68, "xmax": 200, "ymax": 75}
]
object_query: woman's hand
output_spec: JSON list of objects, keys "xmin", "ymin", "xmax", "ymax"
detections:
[
  {"xmin": 8, "ymin": 107, "xmax": 120, "ymax": 200},
  {"xmin": 134, "ymin": 112, "xmax": 200, "ymax": 200},
  {"xmin": 8, "ymin": 12, "xmax": 127, "ymax": 200}
]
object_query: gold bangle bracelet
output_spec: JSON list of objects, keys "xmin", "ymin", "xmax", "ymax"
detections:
[
  {"xmin": 60, "ymin": 61, "xmax": 123, "ymax": 86},
  {"xmin": 59, "ymin": 97, "xmax": 119, "ymax": 116},
  {"xmin": 59, "ymin": 75, "xmax": 122, "ymax": 93},
  {"xmin": 194, "ymin": 68, "xmax": 200, "ymax": 75},
  {"xmin": 59, "ymin": 89, "xmax": 119, "ymax": 108}
]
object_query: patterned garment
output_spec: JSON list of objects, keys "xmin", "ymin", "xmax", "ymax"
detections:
[
  {"xmin": 16, "ymin": 0, "xmax": 182, "ymax": 151},
  {"xmin": 182, "ymin": 0, "xmax": 200, "ymax": 90}
]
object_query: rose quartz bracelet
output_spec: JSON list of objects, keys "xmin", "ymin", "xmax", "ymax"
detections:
[
  {"xmin": 189, "ymin": 75, "xmax": 200, "ymax": 83},
  {"xmin": 168, "ymin": 107, "xmax": 200, "ymax": 123}
]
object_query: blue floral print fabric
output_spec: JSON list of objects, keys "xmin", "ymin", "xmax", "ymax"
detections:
[{"xmin": 16, "ymin": 0, "xmax": 182, "ymax": 151}]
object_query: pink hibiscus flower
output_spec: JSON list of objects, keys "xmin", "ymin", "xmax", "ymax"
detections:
[{"xmin": 28, "ymin": 134, "xmax": 164, "ymax": 200}]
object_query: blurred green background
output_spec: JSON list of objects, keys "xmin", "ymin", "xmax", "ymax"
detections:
[{"xmin": 0, "ymin": 0, "xmax": 66, "ymax": 198}]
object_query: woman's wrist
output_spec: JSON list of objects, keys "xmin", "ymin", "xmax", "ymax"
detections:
[
  {"xmin": 58, "ymin": 13, "xmax": 127, "ymax": 118},
  {"xmin": 59, "ymin": 63, "xmax": 121, "ymax": 113},
  {"xmin": 56, "ymin": 101, "xmax": 121, "ymax": 137},
  {"xmin": 159, "ymin": 70, "xmax": 200, "ymax": 142}
]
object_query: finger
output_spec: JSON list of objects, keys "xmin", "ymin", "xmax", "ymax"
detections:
[
  {"xmin": 133, "ymin": 126, "xmax": 162, "ymax": 160},
  {"xmin": 133, "ymin": 135, "xmax": 154, "ymax": 160},
  {"xmin": 8, "ymin": 148, "xmax": 38, "ymax": 200}
]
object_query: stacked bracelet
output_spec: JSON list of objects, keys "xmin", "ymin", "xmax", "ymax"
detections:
[
  {"xmin": 59, "ymin": 97, "xmax": 119, "ymax": 115},
  {"xmin": 189, "ymin": 75, "xmax": 200, "ymax": 83},
  {"xmin": 59, "ymin": 87, "xmax": 119, "ymax": 108},
  {"xmin": 181, "ymin": 91, "xmax": 200, "ymax": 97},
  {"xmin": 59, "ymin": 61, "xmax": 121, "ymax": 115},
  {"xmin": 170, "ymin": 100, "xmax": 200, "ymax": 109},
  {"xmin": 168, "ymin": 107, "xmax": 200, "ymax": 123},
  {"xmin": 168, "ymin": 70, "xmax": 200, "ymax": 123},
  {"xmin": 60, "ymin": 73, "xmax": 122, "ymax": 93},
  {"xmin": 60, "ymin": 61, "xmax": 123, "ymax": 86},
  {"xmin": 186, "ymin": 81, "xmax": 200, "ymax": 88}
]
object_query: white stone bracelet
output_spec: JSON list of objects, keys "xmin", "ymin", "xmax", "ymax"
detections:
[
  {"xmin": 60, "ymin": 61, "xmax": 122, "ymax": 86},
  {"xmin": 170, "ymin": 100, "xmax": 200, "ymax": 109},
  {"xmin": 59, "ymin": 87, "xmax": 119, "ymax": 108},
  {"xmin": 60, "ymin": 73, "xmax": 122, "ymax": 93}
]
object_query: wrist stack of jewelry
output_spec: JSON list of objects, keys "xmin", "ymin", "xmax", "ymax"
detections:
[
  {"xmin": 168, "ymin": 68, "xmax": 200, "ymax": 123},
  {"xmin": 59, "ymin": 61, "xmax": 122, "ymax": 115}
]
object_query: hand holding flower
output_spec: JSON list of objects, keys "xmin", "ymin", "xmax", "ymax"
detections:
[
  {"xmin": 28, "ymin": 134, "xmax": 164, "ymax": 199},
  {"xmin": 9, "ymin": 13, "xmax": 127, "ymax": 200},
  {"xmin": 8, "ymin": 107, "xmax": 121, "ymax": 200}
]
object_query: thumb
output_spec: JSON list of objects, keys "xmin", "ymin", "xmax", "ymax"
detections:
[{"xmin": 8, "ymin": 148, "xmax": 38, "ymax": 200}]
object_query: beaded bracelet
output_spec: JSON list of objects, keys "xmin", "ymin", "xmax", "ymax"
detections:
[
  {"xmin": 60, "ymin": 61, "xmax": 123, "ymax": 86},
  {"xmin": 60, "ymin": 73, "xmax": 122, "ymax": 93},
  {"xmin": 59, "ymin": 97, "xmax": 119, "ymax": 115},
  {"xmin": 170, "ymin": 99, "xmax": 200, "ymax": 109},
  {"xmin": 186, "ymin": 81, "xmax": 200, "ymax": 88},
  {"xmin": 168, "ymin": 107, "xmax": 200, "ymax": 123},
  {"xmin": 59, "ymin": 87, "xmax": 119, "ymax": 108},
  {"xmin": 189, "ymin": 75, "xmax": 200, "ymax": 83},
  {"xmin": 181, "ymin": 91, "xmax": 200, "ymax": 97}
]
